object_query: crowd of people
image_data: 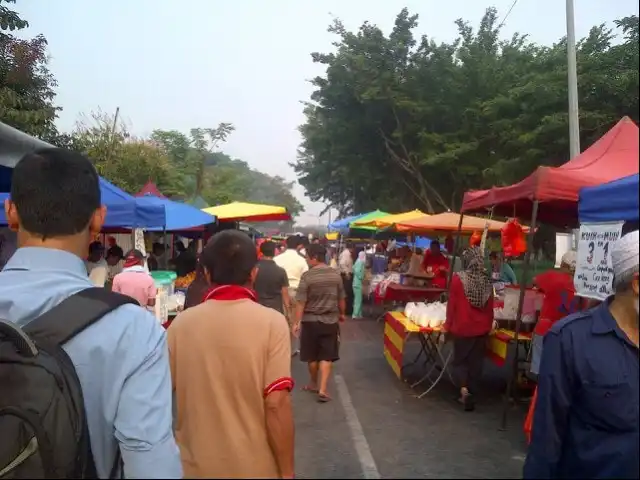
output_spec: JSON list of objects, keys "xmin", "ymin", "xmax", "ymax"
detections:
[{"xmin": 0, "ymin": 147, "xmax": 637, "ymax": 480}]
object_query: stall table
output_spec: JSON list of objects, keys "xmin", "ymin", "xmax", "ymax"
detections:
[
  {"xmin": 383, "ymin": 312, "xmax": 453, "ymax": 398},
  {"xmin": 384, "ymin": 312, "xmax": 534, "ymax": 397},
  {"xmin": 375, "ymin": 283, "xmax": 446, "ymax": 322}
]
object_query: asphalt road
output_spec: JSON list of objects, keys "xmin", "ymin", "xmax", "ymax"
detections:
[{"xmin": 291, "ymin": 316, "xmax": 529, "ymax": 479}]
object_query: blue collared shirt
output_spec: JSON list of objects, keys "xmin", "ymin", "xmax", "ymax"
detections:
[
  {"xmin": 0, "ymin": 247, "xmax": 182, "ymax": 479},
  {"xmin": 523, "ymin": 300, "xmax": 639, "ymax": 479}
]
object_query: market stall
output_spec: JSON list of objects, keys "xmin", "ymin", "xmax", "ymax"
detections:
[
  {"xmin": 460, "ymin": 116, "xmax": 639, "ymax": 429},
  {"xmin": 202, "ymin": 201, "xmax": 291, "ymax": 222}
]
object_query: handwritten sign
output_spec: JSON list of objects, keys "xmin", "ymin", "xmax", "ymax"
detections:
[{"xmin": 574, "ymin": 222, "xmax": 623, "ymax": 301}]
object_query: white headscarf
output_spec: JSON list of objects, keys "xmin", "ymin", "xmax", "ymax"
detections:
[{"xmin": 357, "ymin": 251, "xmax": 367, "ymax": 263}]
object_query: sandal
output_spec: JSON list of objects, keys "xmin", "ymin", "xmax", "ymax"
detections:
[
  {"xmin": 317, "ymin": 392, "xmax": 332, "ymax": 403},
  {"xmin": 301, "ymin": 385, "xmax": 318, "ymax": 393}
]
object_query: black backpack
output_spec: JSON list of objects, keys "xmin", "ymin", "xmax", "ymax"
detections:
[{"xmin": 0, "ymin": 288, "xmax": 137, "ymax": 479}]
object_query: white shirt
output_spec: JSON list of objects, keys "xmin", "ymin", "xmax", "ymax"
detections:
[
  {"xmin": 274, "ymin": 249, "xmax": 308, "ymax": 289},
  {"xmin": 339, "ymin": 249, "xmax": 353, "ymax": 274},
  {"xmin": 86, "ymin": 258, "xmax": 108, "ymax": 287}
]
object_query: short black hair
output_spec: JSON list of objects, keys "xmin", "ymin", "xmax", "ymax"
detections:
[
  {"xmin": 11, "ymin": 148, "xmax": 101, "ymax": 239},
  {"xmin": 106, "ymin": 245, "xmax": 124, "ymax": 259},
  {"xmin": 201, "ymin": 230, "xmax": 257, "ymax": 285},
  {"xmin": 89, "ymin": 241, "xmax": 104, "ymax": 255},
  {"xmin": 307, "ymin": 243, "xmax": 326, "ymax": 262},
  {"xmin": 260, "ymin": 240, "xmax": 277, "ymax": 257},
  {"xmin": 285, "ymin": 235, "xmax": 299, "ymax": 249},
  {"xmin": 430, "ymin": 240, "xmax": 440, "ymax": 247},
  {"xmin": 300, "ymin": 236, "xmax": 310, "ymax": 247}
]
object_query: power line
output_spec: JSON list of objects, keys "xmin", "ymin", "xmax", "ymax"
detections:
[{"xmin": 498, "ymin": 0, "xmax": 519, "ymax": 28}]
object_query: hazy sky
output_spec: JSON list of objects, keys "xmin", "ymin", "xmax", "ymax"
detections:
[{"xmin": 16, "ymin": 0, "xmax": 639, "ymax": 224}]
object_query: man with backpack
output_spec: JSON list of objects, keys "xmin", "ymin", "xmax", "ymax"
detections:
[{"xmin": 0, "ymin": 148, "xmax": 182, "ymax": 479}]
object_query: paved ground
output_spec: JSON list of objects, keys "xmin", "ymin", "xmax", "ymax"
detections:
[{"xmin": 292, "ymin": 315, "xmax": 529, "ymax": 479}]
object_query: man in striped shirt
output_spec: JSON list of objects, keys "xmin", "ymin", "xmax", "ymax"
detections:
[{"xmin": 293, "ymin": 243, "xmax": 346, "ymax": 402}]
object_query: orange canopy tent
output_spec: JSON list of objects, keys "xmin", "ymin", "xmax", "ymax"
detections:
[
  {"xmin": 394, "ymin": 211, "xmax": 529, "ymax": 235},
  {"xmin": 461, "ymin": 117, "xmax": 640, "ymax": 226}
]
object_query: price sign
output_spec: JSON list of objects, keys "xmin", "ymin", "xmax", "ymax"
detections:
[{"xmin": 574, "ymin": 222, "xmax": 624, "ymax": 301}]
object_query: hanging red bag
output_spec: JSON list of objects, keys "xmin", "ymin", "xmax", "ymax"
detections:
[
  {"xmin": 502, "ymin": 218, "xmax": 527, "ymax": 258},
  {"xmin": 469, "ymin": 230, "xmax": 482, "ymax": 247}
]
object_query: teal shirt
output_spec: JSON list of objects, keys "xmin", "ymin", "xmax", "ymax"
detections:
[{"xmin": 499, "ymin": 263, "xmax": 517, "ymax": 284}]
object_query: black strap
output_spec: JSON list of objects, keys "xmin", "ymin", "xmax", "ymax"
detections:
[{"xmin": 24, "ymin": 288, "xmax": 137, "ymax": 346}]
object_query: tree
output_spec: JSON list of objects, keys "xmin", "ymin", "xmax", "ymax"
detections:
[
  {"xmin": 294, "ymin": 8, "xmax": 639, "ymax": 215},
  {"xmin": 152, "ymin": 128, "xmax": 304, "ymax": 217},
  {"xmin": 72, "ymin": 110, "xmax": 183, "ymax": 196},
  {"xmin": 0, "ymin": 0, "xmax": 59, "ymax": 137}
]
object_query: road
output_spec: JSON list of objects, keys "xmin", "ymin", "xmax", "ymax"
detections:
[{"xmin": 292, "ymin": 317, "xmax": 528, "ymax": 479}]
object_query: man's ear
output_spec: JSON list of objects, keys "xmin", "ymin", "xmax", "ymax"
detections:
[
  {"xmin": 5, "ymin": 199, "xmax": 19, "ymax": 232},
  {"xmin": 89, "ymin": 206, "xmax": 107, "ymax": 237},
  {"xmin": 632, "ymin": 272, "xmax": 639, "ymax": 297}
]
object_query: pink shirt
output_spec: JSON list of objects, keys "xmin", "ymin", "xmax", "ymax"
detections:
[{"xmin": 112, "ymin": 266, "xmax": 157, "ymax": 307}]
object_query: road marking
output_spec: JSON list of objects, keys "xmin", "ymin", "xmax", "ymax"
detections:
[{"xmin": 334, "ymin": 374, "xmax": 381, "ymax": 479}]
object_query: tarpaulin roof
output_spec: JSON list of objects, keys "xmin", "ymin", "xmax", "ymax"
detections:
[
  {"xmin": 135, "ymin": 181, "xmax": 166, "ymax": 198},
  {"xmin": 579, "ymin": 174, "xmax": 639, "ymax": 223},
  {"xmin": 461, "ymin": 117, "xmax": 640, "ymax": 226},
  {"xmin": 135, "ymin": 194, "xmax": 216, "ymax": 231},
  {"xmin": 352, "ymin": 209, "xmax": 427, "ymax": 229},
  {"xmin": 0, "ymin": 122, "xmax": 166, "ymax": 228},
  {"xmin": 0, "ymin": 176, "xmax": 167, "ymax": 228},
  {"xmin": 395, "ymin": 212, "xmax": 528, "ymax": 234},
  {"xmin": 346, "ymin": 210, "xmax": 390, "ymax": 231},
  {"xmin": 202, "ymin": 202, "xmax": 290, "ymax": 222},
  {"xmin": 328, "ymin": 212, "xmax": 369, "ymax": 231}
]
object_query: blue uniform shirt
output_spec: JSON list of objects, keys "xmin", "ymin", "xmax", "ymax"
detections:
[
  {"xmin": 0, "ymin": 247, "xmax": 182, "ymax": 479},
  {"xmin": 523, "ymin": 300, "xmax": 639, "ymax": 479}
]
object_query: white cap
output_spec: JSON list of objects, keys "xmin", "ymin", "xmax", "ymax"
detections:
[
  {"xmin": 611, "ymin": 230, "xmax": 639, "ymax": 288},
  {"xmin": 561, "ymin": 250, "xmax": 577, "ymax": 269}
]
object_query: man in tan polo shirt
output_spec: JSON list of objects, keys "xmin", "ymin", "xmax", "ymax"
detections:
[{"xmin": 168, "ymin": 230, "xmax": 295, "ymax": 479}]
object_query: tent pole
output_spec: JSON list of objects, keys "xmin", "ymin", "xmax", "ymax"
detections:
[
  {"xmin": 500, "ymin": 200, "xmax": 539, "ymax": 431},
  {"xmin": 447, "ymin": 213, "xmax": 465, "ymax": 288}
]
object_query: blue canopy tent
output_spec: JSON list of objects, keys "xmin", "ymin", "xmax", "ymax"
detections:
[
  {"xmin": 0, "ymin": 121, "xmax": 167, "ymax": 228},
  {"xmin": 135, "ymin": 194, "xmax": 216, "ymax": 231},
  {"xmin": 579, "ymin": 174, "xmax": 639, "ymax": 222},
  {"xmin": 395, "ymin": 236, "xmax": 434, "ymax": 250},
  {"xmin": 327, "ymin": 213, "xmax": 369, "ymax": 232},
  {"xmin": 0, "ymin": 167, "xmax": 166, "ymax": 228}
]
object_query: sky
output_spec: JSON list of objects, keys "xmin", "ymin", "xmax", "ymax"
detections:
[{"xmin": 15, "ymin": 0, "xmax": 639, "ymax": 225}]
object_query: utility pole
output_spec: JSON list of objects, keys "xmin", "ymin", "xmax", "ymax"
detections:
[{"xmin": 566, "ymin": 0, "xmax": 580, "ymax": 158}]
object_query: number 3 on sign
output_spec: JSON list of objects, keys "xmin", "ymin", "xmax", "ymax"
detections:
[
  {"xmin": 601, "ymin": 242, "xmax": 609, "ymax": 265},
  {"xmin": 587, "ymin": 241, "xmax": 594, "ymax": 264}
]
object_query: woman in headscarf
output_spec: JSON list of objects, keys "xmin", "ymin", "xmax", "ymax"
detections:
[
  {"xmin": 184, "ymin": 255, "xmax": 209, "ymax": 310},
  {"xmin": 443, "ymin": 247, "xmax": 495, "ymax": 411},
  {"xmin": 352, "ymin": 251, "xmax": 367, "ymax": 319}
]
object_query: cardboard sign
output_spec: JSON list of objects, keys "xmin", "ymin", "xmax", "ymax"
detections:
[{"xmin": 574, "ymin": 222, "xmax": 624, "ymax": 300}]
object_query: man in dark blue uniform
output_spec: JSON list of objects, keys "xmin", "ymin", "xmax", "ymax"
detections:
[{"xmin": 524, "ymin": 230, "xmax": 639, "ymax": 479}]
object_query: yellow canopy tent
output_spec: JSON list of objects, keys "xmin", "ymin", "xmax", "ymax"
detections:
[
  {"xmin": 394, "ymin": 211, "xmax": 529, "ymax": 234},
  {"xmin": 351, "ymin": 209, "xmax": 427, "ymax": 229},
  {"xmin": 325, "ymin": 232, "xmax": 340, "ymax": 241},
  {"xmin": 202, "ymin": 202, "xmax": 291, "ymax": 222}
]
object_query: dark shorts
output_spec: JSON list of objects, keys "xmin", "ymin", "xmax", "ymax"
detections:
[{"xmin": 300, "ymin": 321, "xmax": 340, "ymax": 363}]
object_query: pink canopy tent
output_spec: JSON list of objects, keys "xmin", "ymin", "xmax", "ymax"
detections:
[
  {"xmin": 135, "ymin": 181, "xmax": 166, "ymax": 198},
  {"xmin": 461, "ymin": 116, "xmax": 639, "ymax": 226}
]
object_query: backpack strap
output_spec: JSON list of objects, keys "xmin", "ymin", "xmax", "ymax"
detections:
[{"xmin": 24, "ymin": 287, "xmax": 138, "ymax": 346}]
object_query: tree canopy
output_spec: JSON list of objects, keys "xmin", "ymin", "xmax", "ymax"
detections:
[
  {"xmin": 294, "ymin": 8, "xmax": 639, "ymax": 216},
  {"xmin": 0, "ymin": 1, "xmax": 302, "ymax": 219}
]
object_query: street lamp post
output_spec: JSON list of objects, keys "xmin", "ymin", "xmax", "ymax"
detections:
[{"xmin": 566, "ymin": 0, "xmax": 581, "ymax": 158}]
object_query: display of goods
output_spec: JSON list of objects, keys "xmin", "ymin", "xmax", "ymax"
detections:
[
  {"xmin": 501, "ymin": 219, "xmax": 527, "ymax": 258},
  {"xmin": 404, "ymin": 301, "xmax": 447, "ymax": 328},
  {"xmin": 175, "ymin": 271, "xmax": 196, "ymax": 288}
]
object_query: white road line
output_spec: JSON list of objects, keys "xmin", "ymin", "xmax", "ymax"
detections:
[{"xmin": 334, "ymin": 374, "xmax": 381, "ymax": 480}]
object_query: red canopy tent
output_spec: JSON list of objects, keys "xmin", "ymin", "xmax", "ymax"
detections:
[
  {"xmin": 135, "ymin": 181, "xmax": 166, "ymax": 198},
  {"xmin": 461, "ymin": 117, "xmax": 640, "ymax": 226}
]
